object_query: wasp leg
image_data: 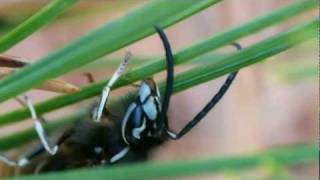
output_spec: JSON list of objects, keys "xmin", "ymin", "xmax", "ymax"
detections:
[
  {"xmin": 0, "ymin": 130, "xmax": 71, "ymax": 167},
  {"xmin": 94, "ymin": 52, "xmax": 132, "ymax": 122},
  {"xmin": 18, "ymin": 144, "xmax": 46, "ymax": 167},
  {"xmin": 17, "ymin": 95, "xmax": 58, "ymax": 155},
  {"xmin": 109, "ymin": 146, "xmax": 130, "ymax": 164},
  {"xmin": 0, "ymin": 143, "xmax": 45, "ymax": 167},
  {"xmin": 0, "ymin": 154, "xmax": 19, "ymax": 167},
  {"xmin": 0, "ymin": 155, "xmax": 28, "ymax": 167},
  {"xmin": 0, "ymin": 126, "xmax": 73, "ymax": 167},
  {"xmin": 166, "ymin": 43, "xmax": 242, "ymax": 139},
  {"xmin": 15, "ymin": 97, "xmax": 46, "ymax": 123}
]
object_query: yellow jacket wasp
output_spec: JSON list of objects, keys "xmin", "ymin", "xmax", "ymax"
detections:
[{"xmin": 0, "ymin": 26, "xmax": 241, "ymax": 173}]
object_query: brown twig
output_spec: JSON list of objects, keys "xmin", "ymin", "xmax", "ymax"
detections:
[
  {"xmin": 0, "ymin": 55, "xmax": 28, "ymax": 68},
  {"xmin": 0, "ymin": 68, "xmax": 79, "ymax": 93},
  {"xmin": 0, "ymin": 54, "xmax": 80, "ymax": 93},
  {"xmin": 84, "ymin": 72, "xmax": 95, "ymax": 84}
]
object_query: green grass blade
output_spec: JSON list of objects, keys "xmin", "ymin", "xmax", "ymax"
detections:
[
  {"xmin": 79, "ymin": 53, "xmax": 226, "ymax": 71},
  {"xmin": 0, "ymin": 0, "xmax": 316, "ymax": 126},
  {"xmin": 0, "ymin": 0, "xmax": 79, "ymax": 52},
  {"xmin": 0, "ymin": 0, "xmax": 222, "ymax": 103},
  {"xmin": 6, "ymin": 144, "xmax": 317, "ymax": 180},
  {"xmin": 0, "ymin": 19, "xmax": 316, "ymax": 149},
  {"xmin": 164, "ymin": 19, "xmax": 317, "ymax": 93}
]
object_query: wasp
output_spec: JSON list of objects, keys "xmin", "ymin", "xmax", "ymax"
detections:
[{"xmin": 0, "ymin": 26, "xmax": 241, "ymax": 174}]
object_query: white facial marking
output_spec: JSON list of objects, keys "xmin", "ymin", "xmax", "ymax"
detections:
[
  {"xmin": 121, "ymin": 103, "xmax": 137, "ymax": 144},
  {"xmin": 142, "ymin": 97, "xmax": 158, "ymax": 120},
  {"xmin": 132, "ymin": 118, "xmax": 146, "ymax": 139},
  {"xmin": 156, "ymin": 85, "xmax": 161, "ymax": 98},
  {"xmin": 139, "ymin": 82, "xmax": 151, "ymax": 102}
]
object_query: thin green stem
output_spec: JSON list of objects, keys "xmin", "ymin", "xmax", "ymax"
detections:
[
  {"xmin": 0, "ymin": 0, "xmax": 79, "ymax": 52},
  {"xmin": 163, "ymin": 19, "xmax": 317, "ymax": 93}
]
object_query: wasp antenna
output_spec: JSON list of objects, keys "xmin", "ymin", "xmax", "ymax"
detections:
[
  {"xmin": 166, "ymin": 43, "xmax": 242, "ymax": 139},
  {"xmin": 94, "ymin": 52, "xmax": 132, "ymax": 122},
  {"xmin": 0, "ymin": 55, "xmax": 28, "ymax": 68},
  {"xmin": 154, "ymin": 26, "xmax": 174, "ymax": 130}
]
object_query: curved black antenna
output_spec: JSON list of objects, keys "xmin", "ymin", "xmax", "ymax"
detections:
[
  {"xmin": 167, "ymin": 42, "xmax": 242, "ymax": 139},
  {"xmin": 154, "ymin": 26, "xmax": 174, "ymax": 130}
]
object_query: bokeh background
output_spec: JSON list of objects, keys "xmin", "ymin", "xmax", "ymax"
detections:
[{"xmin": 0, "ymin": 0, "xmax": 318, "ymax": 179}]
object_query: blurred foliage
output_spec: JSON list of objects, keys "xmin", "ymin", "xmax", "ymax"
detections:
[
  {"xmin": 275, "ymin": 61, "xmax": 317, "ymax": 83},
  {"xmin": 0, "ymin": 1, "xmax": 146, "ymax": 32}
]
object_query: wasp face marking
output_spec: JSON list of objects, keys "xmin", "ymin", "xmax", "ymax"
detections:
[
  {"xmin": 121, "ymin": 79, "xmax": 162, "ymax": 146},
  {"xmin": 139, "ymin": 81, "xmax": 151, "ymax": 102},
  {"xmin": 132, "ymin": 118, "xmax": 146, "ymax": 139},
  {"xmin": 142, "ymin": 94, "xmax": 158, "ymax": 120}
]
